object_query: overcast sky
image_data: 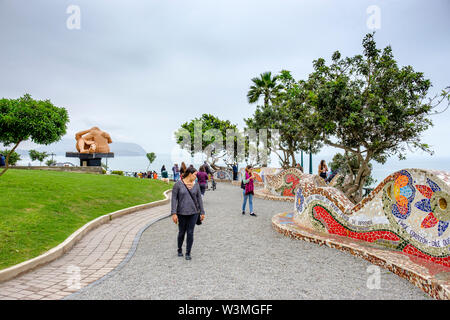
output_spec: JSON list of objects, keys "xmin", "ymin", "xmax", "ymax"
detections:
[{"xmin": 1, "ymin": 0, "xmax": 449, "ymax": 159}]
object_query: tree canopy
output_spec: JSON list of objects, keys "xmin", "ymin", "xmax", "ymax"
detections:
[
  {"xmin": 245, "ymin": 70, "xmax": 322, "ymax": 168},
  {"xmin": 0, "ymin": 94, "xmax": 69, "ymax": 176},
  {"xmin": 174, "ymin": 114, "xmax": 244, "ymax": 169},
  {"xmin": 146, "ymin": 152, "xmax": 156, "ymax": 171},
  {"xmin": 305, "ymin": 32, "xmax": 448, "ymax": 202},
  {"xmin": 244, "ymin": 33, "xmax": 449, "ymax": 202},
  {"xmin": 29, "ymin": 150, "xmax": 48, "ymax": 166}
]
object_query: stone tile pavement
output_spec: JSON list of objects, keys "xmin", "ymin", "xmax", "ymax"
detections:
[{"xmin": 0, "ymin": 203, "xmax": 170, "ymax": 300}]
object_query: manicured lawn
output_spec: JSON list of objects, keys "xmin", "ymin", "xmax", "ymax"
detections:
[{"xmin": 0, "ymin": 169, "xmax": 172, "ymax": 270}]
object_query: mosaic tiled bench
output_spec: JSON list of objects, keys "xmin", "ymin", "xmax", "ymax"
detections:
[
  {"xmin": 272, "ymin": 212, "xmax": 449, "ymax": 300},
  {"xmin": 272, "ymin": 168, "xmax": 450, "ymax": 300}
]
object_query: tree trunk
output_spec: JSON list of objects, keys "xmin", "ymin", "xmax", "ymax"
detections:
[
  {"xmin": 342, "ymin": 155, "xmax": 371, "ymax": 204},
  {"xmin": 0, "ymin": 140, "xmax": 22, "ymax": 177}
]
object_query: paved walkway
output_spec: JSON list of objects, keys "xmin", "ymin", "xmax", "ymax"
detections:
[
  {"xmin": 69, "ymin": 183, "xmax": 430, "ymax": 300},
  {"xmin": 0, "ymin": 204, "xmax": 169, "ymax": 300}
]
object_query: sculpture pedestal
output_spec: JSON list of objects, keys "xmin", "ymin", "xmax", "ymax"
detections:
[{"xmin": 65, "ymin": 152, "xmax": 114, "ymax": 167}]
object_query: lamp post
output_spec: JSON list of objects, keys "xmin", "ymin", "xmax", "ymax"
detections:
[
  {"xmin": 301, "ymin": 150, "xmax": 303, "ymax": 168},
  {"xmin": 309, "ymin": 152, "xmax": 313, "ymax": 174}
]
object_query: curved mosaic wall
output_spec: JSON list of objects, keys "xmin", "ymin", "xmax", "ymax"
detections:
[
  {"xmin": 294, "ymin": 168, "xmax": 450, "ymax": 267},
  {"xmin": 213, "ymin": 170, "xmax": 233, "ymax": 180},
  {"xmin": 265, "ymin": 168, "xmax": 326, "ymax": 197},
  {"xmin": 238, "ymin": 167, "xmax": 282, "ymax": 183}
]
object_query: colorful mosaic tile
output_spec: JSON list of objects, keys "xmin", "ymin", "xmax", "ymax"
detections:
[
  {"xmin": 264, "ymin": 168, "xmax": 326, "ymax": 197},
  {"xmin": 272, "ymin": 211, "xmax": 450, "ymax": 300},
  {"xmin": 289, "ymin": 168, "xmax": 450, "ymax": 268},
  {"xmin": 213, "ymin": 170, "xmax": 232, "ymax": 181}
]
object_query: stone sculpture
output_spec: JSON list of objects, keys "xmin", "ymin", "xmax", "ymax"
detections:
[{"xmin": 75, "ymin": 127, "xmax": 112, "ymax": 154}]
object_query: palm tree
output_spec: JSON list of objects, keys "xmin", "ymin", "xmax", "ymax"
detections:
[{"xmin": 247, "ymin": 71, "xmax": 282, "ymax": 107}]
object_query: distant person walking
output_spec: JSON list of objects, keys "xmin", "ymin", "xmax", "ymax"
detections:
[
  {"xmin": 171, "ymin": 166, "xmax": 205, "ymax": 260},
  {"xmin": 180, "ymin": 162, "xmax": 187, "ymax": 178},
  {"xmin": 318, "ymin": 160, "xmax": 328, "ymax": 180},
  {"xmin": 241, "ymin": 165, "xmax": 257, "ymax": 217},
  {"xmin": 172, "ymin": 163, "xmax": 180, "ymax": 181},
  {"xmin": 0, "ymin": 153, "xmax": 5, "ymax": 167},
  {"xmin": 204, "ymin": 161, "xmax": 212, "ymax": 175},
  {"xmin": 161, "ymin": 165, "xmax": 168, "ymax": 178},
  {"xmin": 197, "ymin": 165, "xmax": 209, "ymax": 196},
  {"xmin": 232, "ymin": 163, "xmax": 238, "ymax": 181}
]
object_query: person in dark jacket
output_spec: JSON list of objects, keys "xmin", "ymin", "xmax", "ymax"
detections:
[
  {"xmin": 161, "ymin": 165, "xmax": 168, "ymax": 178},
  {"xmin": 171, "ymin": 166, "xmax": 205, "ymax": 260},
  {"xmin": 203, "ymin": 161, "xmax": 212, "ymax": 175},
  {"xmin": 0, "ymin": 154, "xmax": 5, "ymax": 167},
  {"xmin": 196, "ymin": 165, "xmax": 209, "ymax": 196},
  {"xmin": 232, "ymin": 163, "xmax": 238, "ymax": 180}
]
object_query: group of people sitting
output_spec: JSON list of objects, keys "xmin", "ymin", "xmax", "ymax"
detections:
[
  {"xmin": 134, "ymin": 171, "xmax": 159, "ymax": 179},
  {"xmin": 318, "ymin": 160, "xmax": 339, "ymax": 184},
  {"xmin": 293, "ymin": 160, "xmax": 338, "ymax": 184}
]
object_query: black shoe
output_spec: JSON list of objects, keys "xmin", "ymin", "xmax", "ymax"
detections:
[
  {"xmin": 178, "ymin": 250, "xmax": 183, "ymax": 257},
  {"xmin": 242, "ymin": 211, "xmax": 245, "ymax": 215},
  {"xmin": 250, "ymin": 212, "xmax": 257, "ymax": 217},
  {"xmin": 185, "ymin": 254, "xmax": 192, "ymax": 260}
]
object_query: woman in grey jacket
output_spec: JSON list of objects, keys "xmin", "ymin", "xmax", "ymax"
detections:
[{"xmin": 171, "ymin": 166, "xmax": 205, "ymax": 260}]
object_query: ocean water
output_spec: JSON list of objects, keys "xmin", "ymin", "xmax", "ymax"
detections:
[
  {"xmin": 15, "ymin": 154, "xmax": 450, "ymax": 187},
  {"xmin": 15, "ymin": 154, "xmax": 204, "ymax": 177}
]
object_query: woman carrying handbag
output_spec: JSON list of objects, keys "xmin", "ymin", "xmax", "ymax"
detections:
[{"xmin": 171, "ymin": 166, "xmax": 205, "ymax": 260}]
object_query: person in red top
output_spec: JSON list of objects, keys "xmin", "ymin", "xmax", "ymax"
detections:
[
  {"xmin": 196, "ymin": 165, "xmax": 209, "ymax": 196},
  {"xmin": 242, "ymin": 165, "xmax": 257, "ymax": 216}
]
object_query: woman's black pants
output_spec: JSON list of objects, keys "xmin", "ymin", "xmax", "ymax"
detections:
[{"xmin": 177, "ymin": 214, "xmax": 198, "ymax": 254}]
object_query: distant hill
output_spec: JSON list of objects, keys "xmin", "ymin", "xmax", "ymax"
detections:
[{"xmin": 10, "ymin": 139, "xmax": 147, "ymax": 157}]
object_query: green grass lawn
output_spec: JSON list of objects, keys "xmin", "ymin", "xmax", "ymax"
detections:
[{"xmin": 0, "ymin": 169, "xmax": 172, "ymax": 270}]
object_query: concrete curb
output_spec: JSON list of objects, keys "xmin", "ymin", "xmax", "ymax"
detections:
[{"xmin": 0, "ymin": 189, "xmax": 172, "ymax": 283}]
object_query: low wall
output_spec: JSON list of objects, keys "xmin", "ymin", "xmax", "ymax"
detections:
[
  {"xmin": 293, "ymin": 168, "xmax": 450, "ymax": 268},
  {"xmin": 8, "ymin": 166, "xmax": 103, "ymax": 174}
]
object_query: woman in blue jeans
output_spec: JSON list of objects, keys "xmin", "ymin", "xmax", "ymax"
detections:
[{"xmin": 241, "ymin": 165, "xmax": 257, "ymax": 217}]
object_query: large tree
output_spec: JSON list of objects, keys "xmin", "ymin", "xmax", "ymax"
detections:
[
  {"xmin": 245, "ymin": 70, "xmax": 322, "ymax": 168},
  {"xmin": 0, "ymin": 94, "xmax": 69, "ymax": 177},
  {"xmin": 306, "ymin": 33, "xmax": 449, "ymax": 203},
  {"xmin": 174, "ymin": 114, "xmax": 245, "ymax": 170}
]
